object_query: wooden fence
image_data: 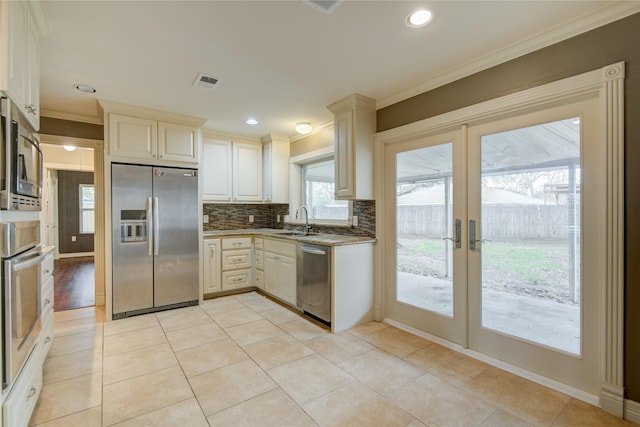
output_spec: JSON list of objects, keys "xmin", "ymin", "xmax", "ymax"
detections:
[{"xmin": 397, "ymin": 204, "xmax": 578, "ymax": 241}]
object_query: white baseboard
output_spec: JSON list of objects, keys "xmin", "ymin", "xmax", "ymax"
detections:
[
  {"xmin": 57, "ymin": 252, "xmax": 95, "ymax": 259},
  {"xmin": 624, "ymin": 399, "xmax": 640, "ymax": 423},
  {"xmin": 383, "ymin": 318, "xmax": 600, "ymax": 406}
]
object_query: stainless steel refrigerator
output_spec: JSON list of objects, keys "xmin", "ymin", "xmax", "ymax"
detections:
[{"xmin": 112, "ymin": 163, "xmax": 199, "ymax": 319}]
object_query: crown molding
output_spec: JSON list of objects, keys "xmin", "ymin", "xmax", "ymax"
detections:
[
  {"xmin": 377, "ymin": 2, "xmax": 640, "ymax": 109},
  {"xmin": 40, "ymin": 109, "xmax": 103, "ymax": 126}
]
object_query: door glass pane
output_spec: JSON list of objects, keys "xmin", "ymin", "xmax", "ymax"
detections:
[
  {"xmin": 396, "ymin": 143, "xmax": 454, "ymax": 317},
  {"xmin": 480, "ymin": 117, "xmax": 581, "ymax": 354}
]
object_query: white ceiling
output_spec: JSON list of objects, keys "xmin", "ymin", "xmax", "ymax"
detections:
[{"xmin": 39, "ymin": 1, "xmax": 637, "ymax": 139}]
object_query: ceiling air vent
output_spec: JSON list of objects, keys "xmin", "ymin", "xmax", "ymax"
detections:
[
  {"xmin": 304, "ymin": 0, "xmax": 343, "ymax": 14},
  {"xmin": 193, "ymin": 73, "xmax": 219, "ymax": 91}
]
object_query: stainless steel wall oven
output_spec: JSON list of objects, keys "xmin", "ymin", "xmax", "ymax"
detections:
[
  {"xmin": 0, "ymin": 96, "xmax": 43, "ymax": 211},
  {"xmin": 1, "ymin": 221, "xmax": 43, "ymax": 390}
]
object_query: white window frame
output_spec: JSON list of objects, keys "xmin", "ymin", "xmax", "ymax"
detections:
[
  {"xmin": 289, "ymin": 146, "xmax": 353, "ymax": 227},
  {"xmin": 79, "ymin": 183, "xmax": 95, "ymax": 234}
]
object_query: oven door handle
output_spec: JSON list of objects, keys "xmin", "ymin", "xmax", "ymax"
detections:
[{"xmin": 11, "ymin": 253, "xmax": 45, "ymax": 272}]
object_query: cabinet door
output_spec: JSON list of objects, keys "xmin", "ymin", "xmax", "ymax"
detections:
[
  {"xmin": 7, "ymin": 1, "xmax": 27, "ymax": 111},
  {"xmin": 203, "ymin": 239, "xmax": 221, "ymax": 294},
  {"xmin": 24, "ymin": 9, "xmax": 39, "ymax": 129},
  {"xmin": 158, "ymin": 122, "xmax": 199, "ymax": 163},
  {"xmin": 263, "ymin": 142, "xmax": 272, "ymax": 202},
  {"xmin": 233, "ymin": 142, "xmax": 262, "ymax": 201},
  {"xmin": 264, "ymin": 252, "xmax": 278, "ymax": 295},
  {"xmin": 109, "ymin": 114, "xmax": 157, "ymax": 160},
  {"xmin": 263, "ymin": 139, "xmax": 290, "ymax": 203},
  {"xmin": 202, "ymin": 139, "xmax": 232, "ymax": 201},
  {"xmin": 278, "ymin": 255, "xmax": 297, "ymax": 306},
  {"xmin": 334, "ymin": 108, "xmax": 355, "ymax": 199}
]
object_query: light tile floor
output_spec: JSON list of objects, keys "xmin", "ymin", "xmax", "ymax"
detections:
[{"xmin": 30, "ymin": 291, "xmax": 636, "ymax": 427}]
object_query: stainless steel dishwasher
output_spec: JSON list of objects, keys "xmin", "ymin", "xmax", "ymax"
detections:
[{"xmin": 297, "ymin": 243, "xmax": 331, "ymax": 324}]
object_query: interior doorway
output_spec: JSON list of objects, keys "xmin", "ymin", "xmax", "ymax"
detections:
[{"xmin": 40, "ymin": 143, "xmax": 96, "ymax": 311}]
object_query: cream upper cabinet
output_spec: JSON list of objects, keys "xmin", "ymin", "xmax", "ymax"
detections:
[
  {"xmin": 262, "ymin": 134, "xmax": 290, "ymax": 203},
  {"xmin": 232, "ymin": 141, "xmax": 262, "ymax": 202},
  {"xmin": 203, "ymin": 239, "xmax": 221, "ymax": 295},
  {"xmin": 1, "ymin": 0, "xmax": 45, "ymax": 130},
  {"xmin": 101, "ymin": 101, "xmax": 206, "ymax": 166},
  {"xmin": 108, "ymin": 114, "xmax": 199, "ymax": 164},
  {"xmin": 202, "ymin": 139, "xmax": 232, "ymax": 201},
  {"xmin": 327, "ymin": 94, "xmax": 376, "ymax": 200},
  {"xmin": 158, "ymin": 121, "xmax": 199, "ymax": 163},
  {"xmin": 109, "ymin": 114, "xmax": 158, "ymax": 159},
  {"xmin": 201, "ymin": 136, "xmax": 263, "ymax": 202}
]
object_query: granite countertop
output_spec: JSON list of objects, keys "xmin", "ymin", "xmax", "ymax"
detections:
[{"xmin": 202, "ymin": 228, "xmax": 375, "ymax": 246}]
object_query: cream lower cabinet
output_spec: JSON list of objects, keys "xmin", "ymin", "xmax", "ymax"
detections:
[
  {"xmin": 203, "ymin": 239, "xmax": 221, "ymax": 295},
  {"xmin": 221, "ymin": 237, "xmax": 252, "ymax": 291},
  {"xmin": 263, "ymin": 239, "xmax": 296, "ymax": 306},
  {"xmin": 254, "ymin": 238, "xmax": 264, "ymax": 290}
]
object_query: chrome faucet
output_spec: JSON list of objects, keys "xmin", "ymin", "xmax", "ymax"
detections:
[{"xmin": 295, "ymin": 205, "xmax": 313, "ymax": 234}]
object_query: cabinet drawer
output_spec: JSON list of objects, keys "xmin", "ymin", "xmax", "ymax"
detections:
[
  {"xmin": 255, "ymin": 250, "xmax": 264, "ymax": 270},
  {"xmin": 264, "ymin": 239, "xmax": 296, "ymax": 257},
  {"xmin": 255, "ymin": 270, "xmax": 264, "ymax": 289},
  {"xmin": 39, "ymin": 314, "xmax": 54, "ymax": 363},
  {"xmin": 222, "ymin": 269, "xmax": 252, "ymax": 290},
  {"xmin": 41, "ymin": 275, "xmax": 54, "ymax": 316},
  {"xmin": 41, "ymin": 253, "xmax": 54, "ymax": 281},
  {"xmin": 222, "ymin": 249, "xmax": 252, "ymax": 270},
  {"xmin": 3, "ymin": 346, "xmax": 43, "ymax": 427},
  {"xmin": 254, "ymin": 238, "xmax": 264, "ymax": 250},
  {"xmin": 222, "ymin": 237, "xmax": 252, "ymax": 250}
]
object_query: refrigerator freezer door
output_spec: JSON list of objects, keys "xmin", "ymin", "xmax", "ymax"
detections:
[
  {"xmin": 112, "ymin": 164, "xmax": 154, "ymax": 314},
  {"xmin": 152, "ymin": 167, "xmax": 199, "ymax": 307}
]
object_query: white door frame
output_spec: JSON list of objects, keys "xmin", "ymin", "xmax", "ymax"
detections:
[
  {"xmin": 374, "ymin": 62, "xmax": 625, "ymax": 416},
  {"xmin": 39, "ymin": 134, "xmax": 106, "ymax": 307}
]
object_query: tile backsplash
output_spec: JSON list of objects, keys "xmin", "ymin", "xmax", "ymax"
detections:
[{"xmin": 203, "ymin": 200, "xmax": 375, "ymax": 238}]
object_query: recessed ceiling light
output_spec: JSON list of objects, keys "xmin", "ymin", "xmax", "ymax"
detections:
[
  {"xmin": 73, "ymin": 83, "xmax": 96, "ymax": 93},
  {"xmin": 246, "ymin": 118, "xmax": 258, "ymax": 125},
  {"xmin": 295, "ymin": 123, "xmax": 313, "ymax": 135},
  {"xmin": 406, "ymin": 9, "xmax": 433, "ymax": 28},
  {"xmin": 63, "ymin": 145, "xmax": 76, "ymax": 152}
]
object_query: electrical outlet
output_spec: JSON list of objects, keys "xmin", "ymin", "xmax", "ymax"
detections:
[
  {"xmin": 71, "ymin": 235, "xmax": 77, "ymax": 242},
  {"xmin": 203, "ymin": 214, "xmax": 209, "ymax": 224},
  {"xmin": 352, "ymin": 216, "xmax": 359, "ymax": 226},
  {"xmin": 277, "ymin": 215, "xmax": 281, "ymax": 223},
  {"xmin": 249, "ymin": 215, "xmax": 254, "ymax": 223}
]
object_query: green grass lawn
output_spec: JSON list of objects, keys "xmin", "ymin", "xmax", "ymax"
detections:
[{"xmin": 397, "ymin": 237, "xmax": 578, "ymax": 304}]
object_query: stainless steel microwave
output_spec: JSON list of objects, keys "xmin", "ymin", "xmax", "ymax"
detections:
[{"xmin": 0, "ymin": 96, "xmax": 43, "ymax": 211}]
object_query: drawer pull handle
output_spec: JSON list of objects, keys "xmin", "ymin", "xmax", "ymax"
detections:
[
  {"xmin": 233, "ymin": 278, "xmax": 243, "ymax": 282},
  {"xmin": 45, "ymin": 336, "xmax": 51, "ymax": 343},
  {"xmin": 45, "ymin": 299, "xmax": 51, "ymax": 306},
  {"xmin": 27, "ymin": 387, "xmax": 37, "ymax": 399},
  {"xmin": 44, "ymin": 269, "xmax": 50, "ymax": 274}
]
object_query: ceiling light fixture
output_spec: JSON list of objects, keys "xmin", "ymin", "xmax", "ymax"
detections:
[
  {"xmin": 295, "ymin": 123, "xmax": 313, "ymax": 135},
  {"xmin": 73, "ymin": 83, "xmax": 96, "ymax": 93},
  {"xmin": 246, "ymin": 118, "xmax": 258, "ymax": 125},
  {"xmin": 406, "ymin": 9, "xmax": 433, "ymax": 28},
  {"xmin": 63, "ymin": 145, "xmax": 76, "ymax": 152}
]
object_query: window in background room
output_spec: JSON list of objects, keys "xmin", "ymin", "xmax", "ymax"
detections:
[
  {"xmin": 79, "ymin": 184, "xmax": 95, "ymax": 234},
  {"xmin": 301, "ymin": 159, "xmax": 348, "ymax": 220}
]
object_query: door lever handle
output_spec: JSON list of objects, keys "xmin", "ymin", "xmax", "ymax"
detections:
[
  {"xmin": 442, "ymin": 218, "xmax": 462, "ymax": 249},
  {"xmin": 469, "ymin": 220, "xmax": 491, "ymax": 250}
]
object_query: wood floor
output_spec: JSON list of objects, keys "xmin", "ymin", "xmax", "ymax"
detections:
[{"xmin": 53, "ymin": 256, "xmax": 95, "ymax": 311}]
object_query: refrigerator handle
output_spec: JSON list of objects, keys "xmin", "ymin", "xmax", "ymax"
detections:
[
  {"xmin": 154, "ymin": 197, "xmax": 159, "ymax": 256},
  {"xmin": 147, "ymin": 197, "xmax": 153, "ymax": 257}
]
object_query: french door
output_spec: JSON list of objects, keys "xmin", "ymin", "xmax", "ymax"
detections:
[{"xmin": 385, "ymin": 94, "xmax": 602, "ymax": 394}]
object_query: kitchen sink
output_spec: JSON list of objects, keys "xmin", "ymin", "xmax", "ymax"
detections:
[{"xmin": 277, "ymin": 231, "xmax": 309, "ymax": 237}]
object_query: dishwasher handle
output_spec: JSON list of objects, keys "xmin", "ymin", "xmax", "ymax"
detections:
[{"xmin": 301, "ymin": 247, "xmax": 327, "ymax": 256}]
